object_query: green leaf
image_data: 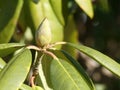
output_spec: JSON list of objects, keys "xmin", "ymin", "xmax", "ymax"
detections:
[
  {"xmin": 24, "ymin": 0, "xmax": 44, "ymax": 34},
  {"xmin": 50, "ymin": 59, "xmax": 93, "ymax": 90},
  {"xmin": 61, "ymin": 50, "xmax": 95, "ymax": 89},
  {"xmin": 75, "ymin": 0, "xmax": 94, "ymax": 18},
  {"xmin": 38, "ymin": 54, "xmax": 53, "ymax": 90},
  {"xmin": 67, "ymin": 43, "xmax": 120, "ymax": 77},
  {"xmin": 41, "ymin": 0, "xmax": 64, "ymax": 46},
  {"xmin": 20, "ymin": 84, "xmax": 32, "ymax": 90},
  {"xmin": 41, "ymin": 55, "xmax": 53, "ymax": 89},
  {"xmin": 98, "ymin": 0, "xmax": 110, "ymax": 12},
  {"xmin": 24, "ymin": 0, "xmax": 64, "ymax": 48},
  {"xmin": 0, "ymin": 0, "xmax": 23, "ymax": 43},
  {"xmin": 49, "ymin": 0, "xmax": 69, "ymax": 25},
  {"xmin": 34, "ymin": 53, "xmax": 54, "ymax": 89},
  {"xmin": 0, "ymin": 43, "xmax": 25, "ymax": 57},
  {"xmin": 62, "ymin": 15, "xmax": 78, "ymax": 58},
  {"xmin": 0, "ymin": 57, "xmax": 6, "ymax": 71},
  {"xmin": 0, "ymin": 49, "xmax": 32, "ymax": 90},
  {"xmin": 49, "ymin": 0, "xmax": 64, "ymax": 25}
]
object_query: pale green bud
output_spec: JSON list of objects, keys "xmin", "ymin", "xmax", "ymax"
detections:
[{"xmin": 35, "ymin": 18, "xmax": 52, "ymax": 47}]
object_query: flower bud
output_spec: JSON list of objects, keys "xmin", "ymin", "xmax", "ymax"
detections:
[{"xmin": 35, "ymin": 18, "xmax": 52, "ymax": 47}]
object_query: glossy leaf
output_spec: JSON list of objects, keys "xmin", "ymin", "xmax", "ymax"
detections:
[
  {"xmin": 0, "ymin": 43, "xmax": 25, "ymax": 57},
  {"xmin": 75, "ymin": 0, "xmax": 94, "ymax": 18},
  {"xmin": 0, "ymin": 0, "xmax": 23, "ymax": 43},
  {"xmin": 52, "ymin": 50, "xmax": 95, "ymax": 89},
  {"xmin": 0, "ymin": 57, "xmax": 6, "ymax": 71},
  {"xmin": 67, "ymin": 43, "xmax": 120, "ymax": 77},
  {"xmin": 50, "ymin": 59, "xmax": 93, "ymax": 90},
  {"xmin": 0, "ymin": 49, "xmax": 32, "ymax": 90},
  {"xmin": 61, "ymin": 50, "xmax": 95, "ymax": 89}
]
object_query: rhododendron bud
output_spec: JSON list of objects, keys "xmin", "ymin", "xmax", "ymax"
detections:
[{"xmin": 35, "ymin": 18, "xmax": 52, "ymax": 47}]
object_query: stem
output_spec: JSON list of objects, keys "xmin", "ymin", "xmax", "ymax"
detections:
[
  {"xmin": 26, "ymin": 45, "xmax": 42, "ymax": 51},
  {"xmin": 52, "ymin": 41, "xmax": 67, "ymax": 46},
  {"xmin": 48, "ymin": 41, "xmax": 67, "ymax": 49},
  {"xmin": 33, "ymin": 51, "xmax": 38, "ymax": 66},
  {"xmin": 43, "ymin": 50, "xmax": 58, "ymax": 60},
  {"xmin": 26, "ymin": 42, "xmax": 67, "ymax": 51},
  {"xmin": 30, "ymin": 76, "xmax": 35, "ymax": 87},
  {"xmin": 27, "ymin": 42, "xmax": 61, "ymax": 88}
]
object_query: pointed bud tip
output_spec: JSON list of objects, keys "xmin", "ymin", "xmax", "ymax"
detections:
[{"xmin": 35, "ymin": 18, "xmax": 52, "ymax": 47}]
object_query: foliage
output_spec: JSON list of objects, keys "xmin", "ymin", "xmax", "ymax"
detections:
[{"xmin": 0, "ymin": 0, "xmax": 120, "ymax": 90}]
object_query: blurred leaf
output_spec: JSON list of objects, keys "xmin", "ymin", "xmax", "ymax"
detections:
[
  {"xmin": 0, "ymin": 43, "xmax": 25, "ymax": 57},
  {"xmin": 95, "ymin": 84, "xmax": 106, "ymax": 90},
  {"xmin": 13, "ymin": 8, "xmax": 27, "ymax": 42},
  {"xmin": 61, "ymin": 50, "xmax": 95, "ymax": 89},
  {"xmin": 62, "ymin": 15, "xmax": 78, "ymax": 57},
  {"xmin": 49, "ymin": 0, "xmax": 69, "ymax": 25},
  {"xmin": 18, "ymin": 7, "xmax": 27, "ymax": 31},
  {"xmin": 0, "ymin": 49, "xmax": 32, "ymax": 90},
  {"xmin": 24, "ymin": 0, "xmax": 44, "ymax": 34},
  {"xmin": 20, "ymin": 84, "xmax": 32, "ymax": 90},
  {"xmin": 67, "ymin": 43, "xmax": 120, "ymax": 77},
  {"xmin": 0, "ymin": 0, "xmax": 23, "ymax": 43},
  {"xmin": 41, "ymin": 0, "xmax": 64, "ymax": 45},
  {"xmin": 32, "ymin": 86, "xmax": 44, "ymax": 90},
  {"xmin": 50, "ymin": 59, "xmax": 94, "ymax": 90},
  {"xmin": 22, "ymin": 27, "xmax": 33, "ymax": 43},
  {"xmin": 49, "ymin": 0, "xmax": 64, "ymax": 25},
  {"xmin": 64, "ymin": 15, "xmax": 78, "ymax": 43},
  {"xmin": 0, "ymin": 57, "xmax": 6, "ymax": 71},
  {"xmin": 75, "ymin": 0, "xmax": 94, "ymax": 18},
  {"xmin": 24, "ymin": 0, "xmax": 64, "ymax": 48},
  {"xmin": 98, "ymin": 0, "xmax": 110, "ymax": 12}
]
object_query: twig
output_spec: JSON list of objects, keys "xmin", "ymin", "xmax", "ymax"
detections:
[
  {"xmin": 30, "ymin": 76, "xmax": 35, "ymax": 87},
  {"xmin": 43, "ymin": 50, "xmax": 58, "ymax": 60},
  {"xmin": 26, "ymin": 45, "xmax": 42, "ymax": 51},
  {"xmin": 48, "ymin": 41, "xmax": 67, "ymax": 49}
]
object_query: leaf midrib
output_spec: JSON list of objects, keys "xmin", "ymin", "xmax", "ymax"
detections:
[{"xmin": 56, "ymin": 59, "xmax": 80, "ymax": 90}]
